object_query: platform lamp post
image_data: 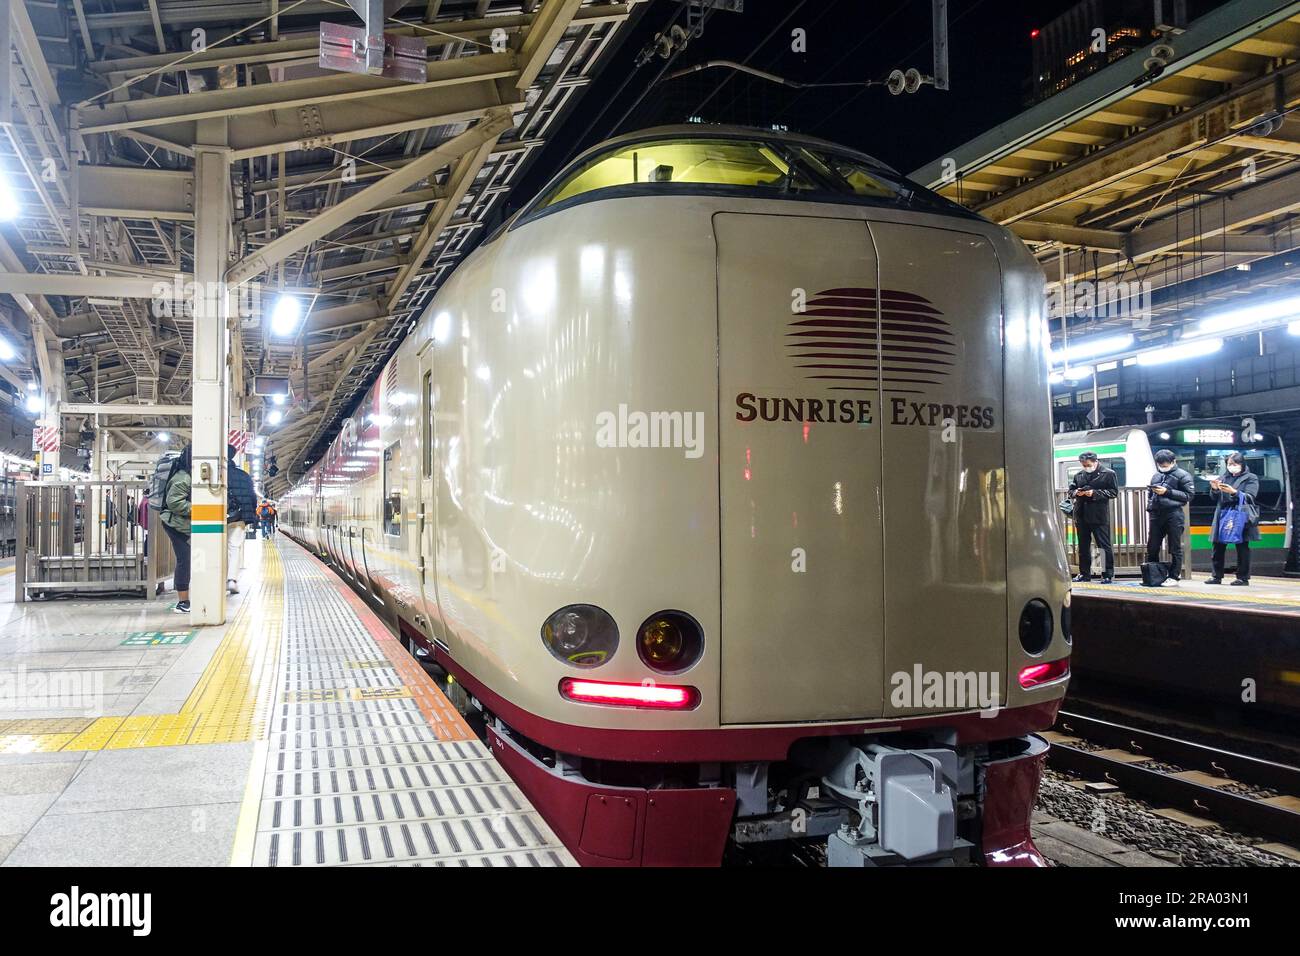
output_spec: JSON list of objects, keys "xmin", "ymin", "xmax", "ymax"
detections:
[{"xmin": 189, "ymin": 120, "xmax": 232, "ymax": 626}]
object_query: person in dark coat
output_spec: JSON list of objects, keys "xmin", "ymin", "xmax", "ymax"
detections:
[
  {"xmin": 226, "ymin": 444, "xmax": 259, "ymax": 595},
  {"xmin": 161, "ymin": 445, "xmax": 193, "ymax": 613},
  {"xmin": 1070, "ymin": 451, "xmax": 1118, "ymax": 583},
  {"xmin": 1206, "ymin": 451, "xmax": 1260, "ymax": 586},
  {"xmin": 1146, "ymin": 448, "xmax": 1195, "ymax": 586}
]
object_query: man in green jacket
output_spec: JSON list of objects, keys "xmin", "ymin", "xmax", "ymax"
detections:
[{"xmin": 160, "ymin": 446, "xmax": 193, "ymax": 613}]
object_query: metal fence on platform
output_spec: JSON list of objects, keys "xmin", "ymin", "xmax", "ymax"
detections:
[
  {"xmin": 14, "ymin": 479, "xmax": 175, "ymax": 601},
  {"xmin": 0, "ymin": 476, "xmax": 15, "ymax": 558},
  {"xmin": 1056, "ymin": 487, "xmax": 1193, "ymax": 576}
]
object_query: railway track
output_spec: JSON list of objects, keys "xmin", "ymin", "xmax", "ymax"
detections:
[{"xmin": 1047, "ymin": 711, "xmax": 1300, "ymax": 844}]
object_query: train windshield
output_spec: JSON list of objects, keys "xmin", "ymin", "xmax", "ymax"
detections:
[
  {"xmin": 1161, "ymin": 444, "xmax": 1286, "ymax": 514},
  {"xmin": 540, "ymin": 139, "xmax": 821, "ymax": 208},
  {"xmin": 528, "ymin": 135, "xmax": 967, "ymax": 217}
]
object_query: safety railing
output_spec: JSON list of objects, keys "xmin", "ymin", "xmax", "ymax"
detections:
[
  {"xmin": 14, "ymin": 479, "xmax": 175, "ymax": 601},
  {"xmin": 1056, "ymin": 487, "xmax": 1193, "ymax": 576},
  {"xmin": 0, "ymin": 476, "xmax": 15, "ymax": 558}
]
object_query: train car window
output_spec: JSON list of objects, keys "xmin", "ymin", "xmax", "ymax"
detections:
[
  {"xmin": 422, "ymin": 371, "xmax": 433, "ymax": 479},
  {"xmin": 383, "ymin": 442, "xmax": 402, "ymax": 537},
  {"xmin": 536, "ymin": 139, "xmax": 818, "ymax": 209},
  {"xmin": 799, "ymin": 147, "xmax": 970, "ymax": 215},
  {"xmin": 1064, "ymin": 459, "xmax": 1126, "ymax": 486}
]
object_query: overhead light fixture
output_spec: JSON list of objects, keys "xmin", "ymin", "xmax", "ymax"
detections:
[
  {"xmin": 267, "ymin": 409, "xmax": 284, "ymax": 425},
  {"xmin": 272, "ymin": 393, "xmax": 286, "ymax": 406},
  {"xmin": 1055, "ymin": 333, "xmax": 1134, "ymax": 365},
  {"xmin": 1136, "ymin": 338, "xmax": 1223, "ymax": 366},
  {"xmin": 156, "ymin": 431, "xmax": 170, "ymax": 443},
  {"xmin": 0, "ymin": 335, "xmax": 15, "ymax": 361},
  {"xmin": 1289, "ymin": 321, "xmax": 1300, "ymax": 336},
  {"xmin": 24, "ymin": 393, "xmax": 41, "ymax": 414},
  {"xmin": 0, "ymin": 171, "xmax": 21, "ymax": 222},
  {"xmin": 270, "ymin": 295, "xmax": 303, "ymax": 337},
  {"xmin": 1192, "ymin": 294, "xmax": 1300, "ymax": 337},
  {"xmin": 1048, "ymin": 371, "xmax": 1064, "ymax": 385},
  {"xmin": 1064, "ymin": 365, "xmax": 1094, "ymax": 382}
]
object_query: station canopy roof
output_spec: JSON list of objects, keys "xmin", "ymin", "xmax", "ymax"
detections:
[
  {"xmin": 911, "ymin": 0, "xmax": 1300, "ymax": 351},
  {"xmin": 1, "ymin": 0, "xmax": 642, "ymax": 487}
]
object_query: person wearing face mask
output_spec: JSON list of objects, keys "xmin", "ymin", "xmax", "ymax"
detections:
[
  {"xmin": 1146, "ymin": 449, "xmax": 1195, "ymax": 586},
  {"xmin": 1070, "ymin": 451, "xmax": 1118, "ymax": 583},
  {"xmin": 1207, "ymin": 451, "xmax": 1260, "ymax": 586}
]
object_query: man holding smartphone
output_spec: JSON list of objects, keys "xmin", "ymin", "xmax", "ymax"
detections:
[
  {"xmin": 1146, "ymin": 449, "xmax": 1195, "ymax": 586},
  {"xmin": 1070, "ymin": 451, "xmax": 1118, "ymax": 583}
]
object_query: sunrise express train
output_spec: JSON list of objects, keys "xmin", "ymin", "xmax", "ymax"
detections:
[{"xmin": 280, "ymin": 126, "xmax": 1070, "ymax": 867}]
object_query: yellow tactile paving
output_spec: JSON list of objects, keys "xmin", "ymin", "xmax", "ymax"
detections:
[{"xmin": 0, "ymin": 544, "xmax": 285, "ymax": 754}]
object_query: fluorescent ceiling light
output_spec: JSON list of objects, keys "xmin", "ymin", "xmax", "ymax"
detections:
[
  {"xmin": 0, "ymin": 336, "xmax": 15, "ymax": 361},
  {"xmin": 0, "ymin": 173, "xmax": 21, "ymax": 222},
  {"xmin": 1136, "ymin": 338, "xmax": 1223, "ymax": 366},
  {"xmin": 1055, "ymin": 333, "xmax": 1134, "ymax": 364},
  {"xmin": 24, "ymin": 393, "xmax": 41, "ymax": 413},
  {"xmin": 267, "ymin": 409, "xmax": 284, "ymax": 425},
  {"xmin": 156, "ymin": 432, "xmax": 170, "ymax": 442},
  {"xmin": 1063, "ymin": 365, "xmax": 1094, "ymax": 382},
  {"xmin": 1048, "ymin": 372, "xmax": 1064, "ymax": 385},
  {"xmin": 1193, "ymin": 295, "xmax": 1300, "ymax": 337},
  {"xmin": 270, "ymin": 295, "xmax": 303, "ymax": 337},
  {"xmin": 1289, "ymin": 321, "xmax": 1300, "ymax": 336}
]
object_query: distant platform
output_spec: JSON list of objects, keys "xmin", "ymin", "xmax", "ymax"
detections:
[
  {"xmin": 1073, "ymin": 576, "xmax": 1300, "ymax": 617},
  {"xmin": 1071, "ymin": 576, "xmax": 1300, "ymax": 720}
]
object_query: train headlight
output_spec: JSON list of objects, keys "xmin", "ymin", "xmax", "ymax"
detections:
[
  {"xmin": 1018, "ymin": 599, "xmax": 1054, "ymax": 656},
  {"xmin": 541, "ymin": 604, "xmax": 618, "ymax": 668},
  {"xmin": 636, "ymin": 611, "xmax": 704, "ymax": 673}
]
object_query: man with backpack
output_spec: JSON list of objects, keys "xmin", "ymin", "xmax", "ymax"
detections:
[
  {"xmin": 226, "ymin": 445, "xmax": 258, "ymax": 595},
  {"xmin": 257, "ymin": 499, "xmax": 276, "ymax": 539}
]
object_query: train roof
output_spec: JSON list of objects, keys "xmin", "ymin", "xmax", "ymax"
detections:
[
  {"xmin": 1053, "ymin": 425, "xmax": 1146, "ymax": 446},
  {"xmin": 1054, "ymin": 418, "xmax": 1280, "ymax": 447},
  {"xmin": 567, "ymin": 124, "xmax": 901, "ymax": 177}
]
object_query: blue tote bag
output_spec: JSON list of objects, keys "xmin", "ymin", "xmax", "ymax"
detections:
[{"xmin": 1216, "ymin": 497, "xmax": 1250, "ymax": 544}]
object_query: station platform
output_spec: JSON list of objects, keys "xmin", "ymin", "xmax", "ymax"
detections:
[
  {"xmin": 1073, "ymin": 576, "xmax": 1300, "ymax": 616},
  {"xmin": 1070, "ymin": 575, "xmax": 1300, "ymax": 722},
  {"xmin": 0, "ymin": 537, "xmax": 572, "ymax": 867}
]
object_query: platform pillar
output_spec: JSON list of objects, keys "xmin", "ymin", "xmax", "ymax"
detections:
[{"xmin": 190, "ymin": 124, "xmax": 232, "ymax": 625}]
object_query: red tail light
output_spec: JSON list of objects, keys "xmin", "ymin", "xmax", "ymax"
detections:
[
  {"xmin": 559, "ymin": 678, "xmax": 698, "ymax": 710},
  {"xmin": 1019, "ymin": 658, "xmax": 1070, "ymax": 688}
]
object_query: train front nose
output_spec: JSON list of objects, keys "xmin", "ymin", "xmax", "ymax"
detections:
[{"xmin": 714, "ymin": 214, "xmax": 1010, "ymax": 723}]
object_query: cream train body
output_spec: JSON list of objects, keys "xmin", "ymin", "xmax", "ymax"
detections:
[{"xmin": 281, "ymin": 126, "xmax": 1070, "ymax": 866}]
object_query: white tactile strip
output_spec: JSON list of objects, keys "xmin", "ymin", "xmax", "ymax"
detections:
[{"xmin": 247, "ymin": 543, "xmax": 573, "ymax": 867}]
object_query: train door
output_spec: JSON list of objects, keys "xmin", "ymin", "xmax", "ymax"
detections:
[
  {"xmin": 715, "ymin": 213, "xmax": 886, "ymax": 723},
  {"xmin": 866, "ymin": 221, "xmax": 1008, "ymax": 715},
  {"xmin": 415, "ymin": 349, "xmax": 440, "ymax": 636}
]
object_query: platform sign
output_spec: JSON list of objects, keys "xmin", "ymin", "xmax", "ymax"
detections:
[{"xmin": 121, "ymin": 629, "xmax": 196, "ymax": 647}]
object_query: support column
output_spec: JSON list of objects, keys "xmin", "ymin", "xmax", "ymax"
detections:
[{"xmin": 190, "ymin": 125, "xmax": 232, "ymax": 625}]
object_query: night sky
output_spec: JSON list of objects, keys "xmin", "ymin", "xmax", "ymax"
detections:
[{"xmin": 514, "ymin": 0, "xmax": 1086, "ymax": 201}]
